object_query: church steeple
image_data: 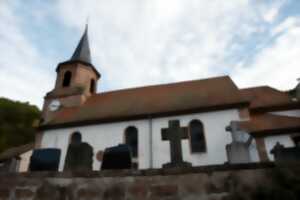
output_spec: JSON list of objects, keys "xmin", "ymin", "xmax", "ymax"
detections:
[
  {"xmin": 70, "ymin": 24, "xmax": 91, "ymax": 64},
  {"xmin": 42, "ymin": 24, "xmax": 101, "ymax": 122}
]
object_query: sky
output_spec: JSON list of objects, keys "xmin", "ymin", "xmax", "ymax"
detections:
[{"xmin": 1, "ymin": 0, "xmax": 300, "ymax": 108}]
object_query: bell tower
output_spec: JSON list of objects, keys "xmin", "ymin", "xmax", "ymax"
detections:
[{"xmin": 42, "ymin": 24, "xmax": 101, "ymax": 122}]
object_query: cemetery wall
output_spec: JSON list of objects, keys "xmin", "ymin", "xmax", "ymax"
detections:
[
  {"xmin": 40, "ymin": 109, "xmax": 242, "ymax": 171},
  {"xmin": 1, "ymin": 163, "xmax": 300, "ymax": 200}
]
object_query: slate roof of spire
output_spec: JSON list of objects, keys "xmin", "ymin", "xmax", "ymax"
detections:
[
  {"xmin": 70, "ymin": 24, "xmax": 91, "ymax": 64},
  {"xmin": 57, "ymin": 24, "xmax": 101, "ymax": 78}
]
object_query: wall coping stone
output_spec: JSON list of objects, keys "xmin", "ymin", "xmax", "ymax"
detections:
[{"xmin": 0, "ymin": 162, "xmax": 281, "ymax": 178}]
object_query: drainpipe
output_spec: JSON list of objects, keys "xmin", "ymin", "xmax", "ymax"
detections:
[{"xmin": 148, "ymin": 115, "xmax": 153, "ymax": 168}]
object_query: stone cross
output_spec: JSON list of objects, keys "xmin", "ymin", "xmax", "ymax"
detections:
[
  {"xmin": 161, "ymin": 120, "xmax": 192, "ymax": 168},
  {"xmin": 225, "ymin": 121, "xmax": 252, "ymax": 164}
]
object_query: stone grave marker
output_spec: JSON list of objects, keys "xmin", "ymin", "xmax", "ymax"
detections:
[
  {"xmin": 64, "ymin": 132, "xmax": 93, "ymax": 171},
  {"xmin": 161, "ymin": 120, "xmax": 192, "ymax": 168}
]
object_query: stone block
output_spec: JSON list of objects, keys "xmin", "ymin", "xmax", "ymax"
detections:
[
  {"xmin": 15, "ymin": 188, "xmax": 34, "ymax": 199},
  {"xmin": 77, "ymin": 188, "xmax": 99, "ymax": 200},
  {"xmin": 0, "ymin": 189, "xmax": 10, "ymax": 200},
  {"xmin": 103, "ymin": 184, "xmax": 125, "ymax": 200},
  {"xmin": 150, "ymin": 184, "xmax": 178, "ymax": 197},
  {"xmin": 128, "ymin": 184, "xmax": 148, "ymax": 198}
]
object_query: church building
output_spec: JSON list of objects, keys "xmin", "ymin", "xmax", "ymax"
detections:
[{"xmin": 36, "ymin": 25, "xmax": 300, "ymax": 171}]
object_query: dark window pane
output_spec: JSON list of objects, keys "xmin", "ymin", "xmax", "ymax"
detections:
[
  {"xmin": 90, "ymin": 79, "xmax": 95, "ymax": 93},
  {"xmin": 125, "ymin": 126, "xmax": 138, "ymax": 157},
  {"xmin": 63, "ymin": 71, "xmax": 72, "ymax": 87},
  {"xmin": 189, "ymin": 120, "xmax": 206, "ymax": 153},
  {"xmin": 71, "ymin": 131, "xmax": 82, "ymax": 144}
]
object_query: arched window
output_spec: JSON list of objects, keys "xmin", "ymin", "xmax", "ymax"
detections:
[
  {"xmin": 70, "ymin": 131, "xmax": 82, "ymax": 145},
  {"xmin": 125, "ymin": 126, "xmax": 138, "ymax": 157},
  {"xmin": 189, "ymin": 120, "xmax": 206, "ymax": 153},
  {"xmin": 90, "ymin": 79, "xmax": 95, "ymax": 93},
  {"xmin": 62, "ymin": 71, "xmax": 72, "ymax": 87}
]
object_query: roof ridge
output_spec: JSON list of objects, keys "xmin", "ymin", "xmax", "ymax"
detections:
[
  {"xmin": 92, "ymin": 75, "xmax": 232, "ymax": 97},
  {"xmin": 241, "ymin": 85, "xmax": 287, "ymax": 93}
]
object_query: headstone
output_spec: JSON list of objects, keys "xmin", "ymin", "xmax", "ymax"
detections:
[
  {"xmin": 101, "ymin": 144, "xmax": 132, "ymax": 170},
  {"xmin": 226, "ymin": 122, "xmax": 251, "ymax": 143},
  {"xmin": 226, "ymin": 142, "xmax": 251, "ymax": 164},
  {"xmin": 64, "ymin": 133, "xmax": 93, "ymax": 171},
  {"xmin": 271, "ymin": 142, "xmax": 300, "ymax": 162},
  {"xmin": 226, "ymin": 122, "xmax": 252, "ymax": 164},
  {"xmin": 29, "ymin": 148, "xmax": 61, "ymax": 171},
  {"xmin": 96, "ymin": 150, "xmax": 104, "ymax": 162},
  {"xmin": 0, "ymin": 158, "xmax": 20, "ymax": 172},
  {"xmin": 161, "ymin": 120, "xmax": 192, "ymax": 168}
]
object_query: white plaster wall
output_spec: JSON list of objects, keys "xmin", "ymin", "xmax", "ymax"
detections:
[
  {"xmin": 264, "ymin": 135, "xmax": 295, "ymax": 161},
  {"xmin": 18, "ymin": 150, "xmax": 32, "ymax": 172},
  {"xmin": 249, "ymin": 140, "xmax": 259, "ymax": 162},
  {"xmin": 271, "ymin": 110, "xmax": 300, "ymax": 117},
  {"xmin": 40, "ymin": 109, "xmax": 240, "ymax": 170},
  {"xmin": 151, "ymin": 109, "xmax": 240, "ymax": 168},
  {"xmin": 41, "ymin": 119, "xmax": 150, "ymax": 171}
]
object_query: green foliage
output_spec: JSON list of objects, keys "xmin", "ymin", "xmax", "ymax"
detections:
[{"xmin": 0, "ymin": 97, "xmax": 40, "ymax": 153}]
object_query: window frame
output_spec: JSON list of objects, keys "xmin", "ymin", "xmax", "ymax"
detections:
[
  {"xmin": 188, "ymin": 119, "xmax": 207, "ymax": 153},
  {"xmin": 124, "ymin": 126, "xmax": 139, "ymax": 158},
  {"xmin": 62, "ymin": 71, "xmax": 72, "ymax": 87}
]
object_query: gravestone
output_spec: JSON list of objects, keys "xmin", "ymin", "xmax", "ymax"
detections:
[
  {"xmin": 161, "ymin": 120, "xmax": 192, "ymax": 168},
  {"xmin": 226, "ymin": 142, "xmax": 251, "ymax": 164},
  {"xmin": 29, "ymin": 148, "xmax": 61, "ymax": 171},
  {"xmin": 226, "ymin": 122, "xmax": 252, "ymax": 164},
  {"xmin": 271, "ymin": 142, "xmax": 300, "ymax": 162},
  {"xmin": 64, "ymin": 132, "xmax": 93, "ymax": 171},
  {"xmin": 0, "ymin": 158, "xmax": 20, "ymax": 172},
  {"xmin": 101, "ymin": 144, "xmax": 132, "ymax": 170}
]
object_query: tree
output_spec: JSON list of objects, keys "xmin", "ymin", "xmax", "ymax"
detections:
[{"xmin": 0, "ymin": 97, "xmax": 40, "ymax": 153}]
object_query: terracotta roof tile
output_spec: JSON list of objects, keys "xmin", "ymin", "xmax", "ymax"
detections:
[
  {"xmin": 236, "ymin": 114, "xmax": 300, "ymax": 137},
  {"xmin": 0, "ymin": 143, "xmax": 34, "ymax": 161},
  {"xmin": 241, "ymin": 86, "xmax": 299, "ymax": 112},
  {"xmin": 41, "ymin": 76, "xmax": 248, "ymax": 128}
]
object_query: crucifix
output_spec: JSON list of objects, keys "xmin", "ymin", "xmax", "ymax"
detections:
[{"xmin": 161, "ymin": 120, "xmax": 192, "ymax": 168}]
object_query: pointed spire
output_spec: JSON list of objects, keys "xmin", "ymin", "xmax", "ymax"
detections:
[{"xmin": 70, "ymin": 23, "xmax": 92, "ymax": 64}]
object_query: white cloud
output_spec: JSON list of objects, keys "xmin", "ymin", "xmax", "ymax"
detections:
[
  {"xmin": 0, "ymin": 1, "xmax": 54, "ymax": 107},
  {"xmin": 232, "ymin": 17, "xmax": 300, "ymax": 90},
  {"xmin": 0, "ymin": 0, "xmax": 299, "ymax": 109},
  {"xmin": 272, "ymin": 17, "xmax": 298, "ymax": 36},
  {"xmin": 57, "ymin": 0, "xmax": 258, "ymax": 90},
  {"xmin": 262, "ymin": 1, "xmax": 285, "ymax": 23}
]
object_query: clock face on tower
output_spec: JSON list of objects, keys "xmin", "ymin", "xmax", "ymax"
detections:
[{"xmin": 48, "ymin": 100, "xmax": 61, "ymax": 111}]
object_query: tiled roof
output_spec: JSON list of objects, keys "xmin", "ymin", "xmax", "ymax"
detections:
[
  {"xmin": 0, "ymin": 143, "xmax": 34, "ymax": 161},
  {"xmin": 235, "ymin": 114, "xmax": 300, "ymax": 137},
  {"xmin": 241, "ymin": 86, "xmax": 299, "ymax": 112},
  {"xmin": 56, "ymin": 25, "xmax": 101, "ymax": 78},
  {"xmin": 40, "ymin": 76, "xmax": 248, "ymax": 129}
]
